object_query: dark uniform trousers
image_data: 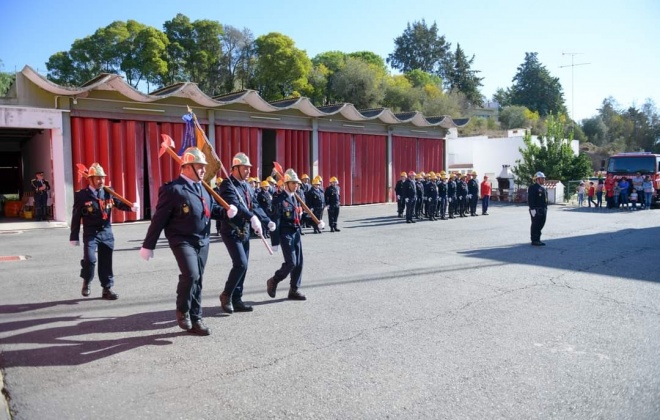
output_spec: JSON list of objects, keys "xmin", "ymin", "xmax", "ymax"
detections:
[
  {"xmin": 530, "ymin": 208, "xmax": 547, "ymax": 243},
  {"xmin": 81, "ymin": 232, "xmax": 115, "ymax": 289},
  {"xmin": 172, "ymin": 242, "xmax": 209, "ymax": 320},
  {"xmin": 219, "ymin": 176, "xmax": 270, "ymax": 302},
  {"xmin": 328, "ymin": 206, "xmax": 340, "ymax": 228}
]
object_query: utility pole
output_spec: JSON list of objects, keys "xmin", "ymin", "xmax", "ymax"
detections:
[{"xmin": 560, "ymin": 52, "xmax": 590, "ymax": 123}]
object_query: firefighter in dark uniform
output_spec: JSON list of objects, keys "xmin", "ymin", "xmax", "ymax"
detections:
[
  {"xmin": 139, "ymin": 148, "xmax": 236, "ymax": 336},
  {"xmin": 213, "ymin": 175, "xmax": 223, "ymax": 235},
  {"xmin": 31, "ymin": 171, "xmax": 51, "ymax": 221},
  {"xmin": 70, "ymin": 163, "xmax": 137, "ymax": 300},
  {"xmin": 299, "ymin": 173, "xmax": 311, "ymax": 229},
  {"xmin": 325, "ymin": 176, "xmax": 341, "ymax": 231},
  {"xmin": 414, "ymin": 173, "xmax": 425, "ymax": 219},
  {"xmin": 266, "ymin": 169, "xmax": 324, "ymax": 301},
  {"xmin": 257, "ymin": 180, "xmax": 274, "ymax": 238},
  {"xmin": 403, "ymin": 171, "xmax": 417, "ymax": 223},
  {"xmin": 395, "ymin": 171, "xmax": 406, "ymax": 217},
  {"xmin": 456, "ymin": 175, "xmax": 468, "ymax": 217},
  {"xmin": 467, "ymin": 171, "xmax": 480, "ymax": 216},
  {"xmin": 447, "ymin": 173, "xmax": 456, "ymax": 219},
  {"xmin": 438, "ymin": 172, "xmax": 448, "ymax": 220},
  {"xmin": 425, "ymin": 173, "xmax": 439, "ymax": 221},
  {"xmin": 218, "ymin": 152, "xmax": 275, "ymax": 314},
  {"xmin": 528, "ymin": 171, "xmax": 549, "ymax": 246},
  {"xmin": 306, "ymin": 176, "xmax": 325, "ymax": 233}
]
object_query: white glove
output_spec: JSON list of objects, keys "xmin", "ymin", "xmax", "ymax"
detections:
[
  {"xmin": 70, "ymin": 240, "xmax": 80, "ymax": 246},
  {"xmin": 530, "ymin": 209, "xmax": 537, "ymax": 217},
  {"xmin": 250, "ymin": 215, "xmax": 263, "ymax": 236},
  {"xmin": 318, "ymin": 220, "xmax": 326, "ymax": 230},
  {"xmin": 271, "ymin": 245, "xmax": 279, "ymax": 253},
  {"xmin": 467, "ymin": 194, "xmax": 472, "ymax": 199},
  {"xmin": 139, "ymin": 247, "xmax": 154, "ymax": 261},
  {"xmin": 131, "ymin": 203, "xmax": 140, "ymax": 212},
  {"xmin": 268, "ymin": 221, "xmax": 276, "ymax": 232},
  {"xmin": 396, "ymin": 195, "xmax": 401, "ymax": 200},
  {"xmin": 405, "ymin": 198, "xmax": 409, "ymax": 203},
  {"xmin": 448, "ymin": 198, "xmax": 452, "ymax": 203},
  {"xmin": 227, "ymin": 204, "xmax": 238, "ymax": 219}
]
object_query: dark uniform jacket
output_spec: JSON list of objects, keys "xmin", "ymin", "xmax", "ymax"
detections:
[
  {"xmin": 31, "ymin": 178, "xmax": 51, "ymax": 195},
  {"xmin": 403, "ymin": 178, "xmax": 417, "ymax": 201},
  {"xmin": 438, "ymin": 181, "xmax": 448, "ymax": 198},
  {"xmin": 528, "ymin": 183, "xmax": 548, "ymax": 209},
  {"xmin": 270, "ymin": 192, "xmax": 301, "ymax": 247},
  {"xmin": 256, "ymin": 188, "xmax": 273, "ymax": 216},
  {"xmin": 70, "ymin": 187, "xmax": 131, "ymax": 245},
  {"xmin": 447, "ymin": 180, "xmax": 456, "ymax": 199},
  {"xmin": 456, "ymin": 180, "xmax": 468, "ymax": 198},
  {"xmin": 306, "ymin": 187, "xmax": 325, "ymax": 210},
  {"xmin": 424, "ymin": 182, "xmax": 438, "ymax": 201},
  {"xmin": 467, "ymin": 179, "xmax": 479, "ymax": 196},
  {"xmin": 142, "ymin": 177, "xmax": 225, "ymax": 249},
  {"xmin": 394, "ymin": 179, "xmax": 404, "ymax": 197},
  {"xmin": 324, "ymin": 185, "xmax": 340, "ymax": 207},
  {"xmin": 415, "ymin": 180, "xmax": 425, "ymax": 200},
  {"xmin": 219, "ymin": 175, "xmax": 270, "ymax": 238}
]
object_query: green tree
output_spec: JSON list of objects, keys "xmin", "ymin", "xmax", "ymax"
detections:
[
  {"xmin": 509, "ymin": 52, "xmax": 566, "ymax": 117},
  {"xmin": 499, "ymin": 105, "xmax": 539, "ymax": 129},
  {"xmin": 0, "ymin": 60, "xmax": 15, "ymax": 95},
  {"xmin": 387, "ymin": 19, "xmax": 451, "ymax": 78},
  {"xmin": 512, "ymin": 114, "xmax": 592, "ymax": 186},
  {"xmin": 405, "ymin": 69, "xmax": 442, "ymax": 89},
  {"xmin": 331, "ymin": 57, "xmax": 386, "ymax": 109},
  {"xmin": 581, "ymin": 116, "xmax": 608, "ymax": 145},
  {"xmin": 120, "ymin": 22, "xmax": 169, "ymax": 89},
  {"xmin": 311, "ymin": 51, "xmax": 347, "ymax": 104},
  {"xmin": 382, "ymin": 74, "xmax": 422, "ymax": 112},
  {"xmin": 219, "ymin": 25, "xmax": 255, "ymax": 92},
  {"xmin": 446, "ymin": 43, "xmax": 483, "ymax": 107},
  {"xmin": 252, "ymin": 32, "xmax": 312, "ymax": 100}
]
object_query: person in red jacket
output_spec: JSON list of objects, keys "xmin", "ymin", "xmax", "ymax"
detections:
[
  {"xmin": 480, "ymin": 175, "xmax": 492, "ymax": 215},
  {"xmin": 604, "ymin": 174, "xmax": 616, "ymax": 209}
]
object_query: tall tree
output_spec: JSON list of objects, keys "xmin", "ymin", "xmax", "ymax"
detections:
[
  {"xmin": 251, "ymin": 32, "xmax": 311, "ymax": 100},
  {"xmin": 512, "ymin": 114, "xmax": 592, "ymax": 186},
  {"xmin": 387, "ymin": 20, "xmax": 451, "ymax": 79},
  {"xmin": 120, "ymin": 21, "xmax": 169, "ymax": 89},
  {"xmin": 509, "ymin": 52, "xmax": 566, "ymax": 117},
  {"xmin": 218, "ymin": 25, "xmax": 255, "ymax": 93},
  {"xmin": 312, "ymin": 51, "xmax": 347, "ymax": 104},
  {"xmin": 331, "ymin": 57, "xmax": 386, "ymax": 109},
  {"xmin": 581, "ymin": 116, "xmax": 608, "ymax": 145},
  {"xmin": 446, "ymin": 43, "xmax": 484, "ymax": 107}
]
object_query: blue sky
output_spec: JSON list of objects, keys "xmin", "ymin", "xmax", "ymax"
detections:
[{"xmin": 1, "ymin": 0, "xmax": 658, "ymax": 121}]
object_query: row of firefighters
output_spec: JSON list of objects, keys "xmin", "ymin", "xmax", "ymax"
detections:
[
  {"xmin": 394, "ymin": 170, "xmax": 490, "ymax": 222},
  {"xmin": 213, "ymin": 173, "xmax": 341, "ymax": 234}
]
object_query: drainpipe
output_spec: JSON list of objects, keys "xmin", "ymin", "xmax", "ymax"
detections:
[
  {"xmin": 311, "ymin": 119, "xmax": 319, "ymax": 178},
  {"xmin": 387, "ymin": 127, "xmax": 393, "ymax": 202}
]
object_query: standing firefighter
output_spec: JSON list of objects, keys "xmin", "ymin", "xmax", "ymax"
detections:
[
  {"xmin": 306, "ymin": 176, "xmax": 325, "ymax": 234},
  {"xmin": 325, "ymin": 176, "xmax": 341, "ymax": 232},
  {"xmin": 31, "ymin": 171, "xmax": 51, "ymax": 221},
  {"xmin": 139, "ymin": 147, "xmax": 237, "ymax": 336},
  {"xmin": 528, "ymin": 171, "xmax": 548, "ymax": 246},
  {"xmin": 70, "ymin": 163, "xmax": 138, "ymax": 300},
  {"xmin": 403, "ymin": 171, "xmax": 417, "ymax": 223},
  {"xmin": 266, "ymin": 169, "xmax": 320, "ymax": 301},
  {"xmin": 395, "ymin": 171, "xmax": 406, "ymax": 217},
  {"xmin": 218, "ymin": 152, "xmax": 275, "ymax": 314}
]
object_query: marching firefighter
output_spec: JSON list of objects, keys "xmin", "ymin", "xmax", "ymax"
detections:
[{"xmin": 325, "ymin": 176, "xmax": 341, "ymax": 232}]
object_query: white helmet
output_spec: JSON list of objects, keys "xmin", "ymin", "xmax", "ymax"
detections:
[{"xmin": 534, "ymin": 171, "xmax": 546, "ymax": 178}]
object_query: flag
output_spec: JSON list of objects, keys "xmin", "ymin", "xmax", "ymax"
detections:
[{"xmin": 185, "ymin": 110, "xmax": 223, "ymax": 184}]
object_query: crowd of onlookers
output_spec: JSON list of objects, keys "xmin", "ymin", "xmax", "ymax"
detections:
[{"xmin": 575, "ymin": 172, "xmax": 655, "ymax": 210}]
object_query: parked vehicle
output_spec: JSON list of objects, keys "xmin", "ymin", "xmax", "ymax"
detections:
[{"xmin": 605, "ymin": 152, "xmax": 660, "ymax": 207}]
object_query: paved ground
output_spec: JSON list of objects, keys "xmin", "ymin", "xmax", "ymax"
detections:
[{"xmin": 1, "ymin": 203, "xmax": 659, "ymax": 420}]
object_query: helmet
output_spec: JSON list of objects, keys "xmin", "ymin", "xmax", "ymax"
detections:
[
  {"xmin": 312, "ymin": 176, "xmax": 322, "ymax": 185},
  {"xmin": 231, "ymin": 152, "xmax": 252, "ymax": 167},
  {"xmin": 283, "ymin": 168, "xmax": 302, "ymax": 184},
  {"xmin": 428, "ymin": 171, "xmax": 436, "ymax": 178},
  {"xmin": 430, "ymin": 174, "xmax": 437, "ymax": 180},
  {"xmin": 181, "ymin": 147, "xmax": 208, "ymax": 165},
  {"xmin": 301, "ymin": 173, "xmax": 310, "ymax": 180},
  {"xmin": 400, "ymin": 171, "xmax": 407, "ymax": 177},
  {"xmin": 440, "ymin": 170, "xmax": 446, "ymax": 175},
  {"xmin": 260, "ymin": 180, "xmax": 270, "ymax": 188},
  {"xmin": 329, "ymin": 176, "xmax": 338, "ymax": 183},
  {"xmin": 267, "ymin": 176, "xmax": 276, "ymax": 184},
  {"xmin": 415, "ymin": 173, "xmax": 422, "ymax": 180},
  {"xmin": 472, "ymin": 171, "xmax": 477, "ymax": 176},
  {"xmin": 535, "ymin": 171, "xmax": 546, "ymax": 178},
  {"xmin": 87, "ymin": 163, "xmax": 107, "ymax": 177},
  {"xmin": 419, "ymin": 171, "xmax": 426, "ymax": 178},
  {"xmin": 216, "ymin": 175, "xmax": 223, "ymax": 183},
  {"xmin": 408, "ymin": 171, "xmax": 415, "ymax": 177}
]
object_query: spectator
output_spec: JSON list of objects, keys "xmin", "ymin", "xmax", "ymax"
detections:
[
  {"xmin": 631, "ymin": 172, "xmax": 644, "ymax": 208},
  {"xmin": 577, "ymin": 182, "xmax": 585, "ymax": 207},
  {"xmin": 604, "ymin": 174, "xmax": 616, "ymax": 209},
  {"xmin": 618, "ymin": 177, "xmax": 630, "ymax": 209},
  {"xmin": 642, "ymin": 175, "xmax": 654, "ymax": 210},
  {"xmin": 630, "ymin": 189, "xmax": 638, "ymax": 211},
  {"xmin": 587, "ymin": 181, "xmax": 596, "ymax": 207},
  {"xmin": 596, "ymin": 179, "xmax": 604, "ymax": 208}
]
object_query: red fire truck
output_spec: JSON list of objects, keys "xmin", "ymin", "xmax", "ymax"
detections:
[{"xmin": 606, "ymin": 152, "xmax": 660, "ymax": 207}]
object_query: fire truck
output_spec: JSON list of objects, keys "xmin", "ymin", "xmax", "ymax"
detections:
[{"xmin": 605, "ymin": 152, "xmax": 660, "ymax": 207}]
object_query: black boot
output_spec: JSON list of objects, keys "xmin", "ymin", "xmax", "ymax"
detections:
[{"xmin": 219, "ymin": 291, "xmax": 233, "ymax": 313}]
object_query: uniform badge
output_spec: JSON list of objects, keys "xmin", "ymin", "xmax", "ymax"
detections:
[
  {"xmin": 182, "ymin": 203, "xmax": 190, "ymax": 214},
  {"xmin": 285, "ymin": 211, "xmax": 291, "ymax": 218}
]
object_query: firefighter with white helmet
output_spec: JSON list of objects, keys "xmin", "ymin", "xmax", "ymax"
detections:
[
  {"xmin": 71, "ymin": 162, "xmax": 138, "ymax": 302},
  {"xmin": 217, "ymin": 152, "xmax": 276, "ymax": 314},
  {"xmin": 528, "ymin": 171, "xmax": 548, "ymax": 246},
  {"xmin": 140, "ymin": 147, "xmax": 238, "ymax": 336},
  {"xmin": 266, "ymin": 168, "xmax": 313, "ymax": 301}
]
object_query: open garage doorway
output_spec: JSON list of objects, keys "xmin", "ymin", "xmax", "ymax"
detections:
[{"xmin": 262, "ymin": 129, "xmax": 276, "ymax": 181}]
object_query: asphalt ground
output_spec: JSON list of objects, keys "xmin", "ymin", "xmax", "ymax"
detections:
[{"xmin": 0, "ymin": 202, "xmax": 659, "ymax": 420}]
